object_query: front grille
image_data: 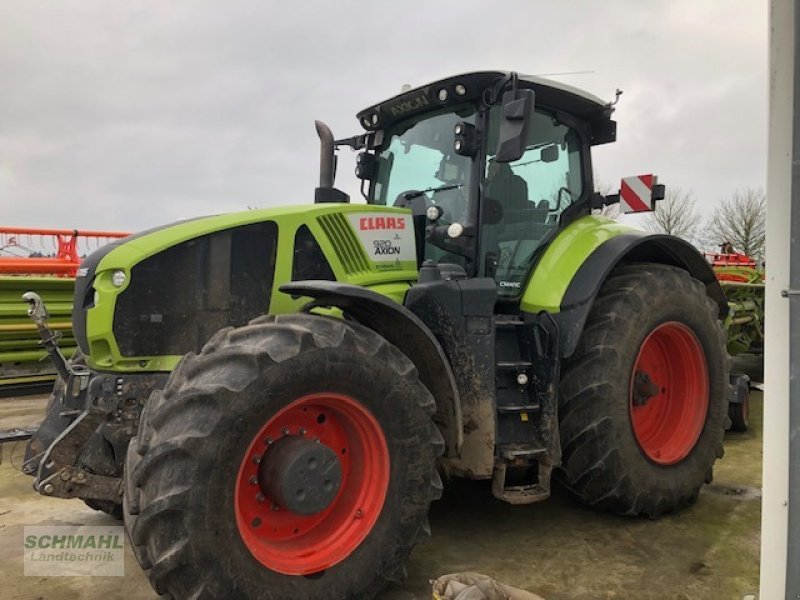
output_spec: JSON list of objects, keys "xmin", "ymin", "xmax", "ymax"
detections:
[
  {"xmin": 316, "ymin": 214, "xmax": 371, "ymax": 276},
  {"xmin": 112, "ymin": 221, "xmax": 277, "ymax": 357}
]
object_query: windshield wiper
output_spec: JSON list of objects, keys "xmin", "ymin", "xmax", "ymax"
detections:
[{"xmin": 403, "ymin": 184, "xmax": 461, "ymax": 200}]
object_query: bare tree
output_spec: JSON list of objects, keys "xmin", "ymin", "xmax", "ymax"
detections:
[
  {"xmin": 642, "ymin": 187, "xmax": 701, "ymax": 242},
  {"xmin": 707, "ymin": 187, "xmax": 766, "ymax": 261}
]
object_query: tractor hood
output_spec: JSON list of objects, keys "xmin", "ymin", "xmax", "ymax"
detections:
[{"xmin": 73, "ymin": 204, "xmax": 418, "ymax": 372}]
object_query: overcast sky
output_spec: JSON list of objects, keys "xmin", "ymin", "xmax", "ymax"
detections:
[{"xmin": 0, "ymin": 1, "xmax": 767, "ymax": 233}]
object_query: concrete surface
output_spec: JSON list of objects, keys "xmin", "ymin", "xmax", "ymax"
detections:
[{"xmin": 0, "ymin": 390, "xmax": 763, "ymax": 600}]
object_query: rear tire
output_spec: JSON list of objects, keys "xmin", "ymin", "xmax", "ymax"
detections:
[
  {"xmin": 124, "ymin": 313, "xmax": 443, "ymax": 600},
  {"xmin": 558, "ymin": 264, "xmax": 728, "ymax": 517}
]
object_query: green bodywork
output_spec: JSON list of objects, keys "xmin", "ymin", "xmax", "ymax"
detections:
[
  {"xmin": 520, "ymin": 215, "xmax": 634, "ymax": 313},
  {"xmin": 83, "ymin": 206, "xmax": 634, "ymax": 373},
  {"xmin": 86, "ymin": 204, "xmax": 416, "ymax": 372}
]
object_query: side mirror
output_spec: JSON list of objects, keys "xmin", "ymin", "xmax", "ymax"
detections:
[
  {"xmin": 494, "ymin": 89, "xmax": 535, "ymax": 163},
  {"xmin": 541, "ymin": 145, "xmax": 559, "ymax": 163}
]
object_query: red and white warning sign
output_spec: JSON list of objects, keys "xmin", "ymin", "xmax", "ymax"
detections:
[{"xmin": 620, "ymin": 174, "xmax": 658, "ymax": 213}]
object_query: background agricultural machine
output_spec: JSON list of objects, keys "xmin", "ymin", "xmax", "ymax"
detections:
[
  {"xmin": 21, "ymin": 71, "xmax": 730, "ymax": 600},
  {"xmin": 0, "ymin": 228, "xmax": 126, "ymax": 396},
  {"xmin": 705, "ymin": 250, "xmax": 765, "ymax": 432},
  {"xmin": 707, "ymin": 251, "xmax": 765, "ymax": 356}
]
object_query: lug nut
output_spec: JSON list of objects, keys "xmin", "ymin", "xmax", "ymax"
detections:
[
  {"xmin": 299, "ymin": 428, "xmax": 306, "ymax": 436},
  {"xmin": 516, "ymin": 373, "xmax": 529, "ymax": 386},
  {"xmin": 252, "ymin": 455, "xmax": 261, "ymax": 464},
  {"xmin": 282, "ymin": 427, "xmax": 290, "ymax": 436},
  {"xmin": 256, "ymin": 493, "xmax": 266, "ymax": 503},
  {"xmin": 60, "ymin": 471, "xmax": 71, "ymax": 481},
  {"xmin": 249, "ymin": 476, "xmax": 257, "ymax": 485},
  {"xmin": 271, "ymin": 504, "xmax": 280, "ymax": 512},
  {"xmin": 264, "ymin": 437, "xmax": 273, "ymax": 446},
  {"xmin": 42, "ymin": 484, "xmax": 54, "ymax": 495}
]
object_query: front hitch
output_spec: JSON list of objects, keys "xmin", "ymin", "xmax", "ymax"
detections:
[
  {"xmin": 22, "ymin": 292, "xmax": 89, "ymax": 386},
  {"xmin": 21, "ymin": 292, "xmax": 90, "ymax": 478}
]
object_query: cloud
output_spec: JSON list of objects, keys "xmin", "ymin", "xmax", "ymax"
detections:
[{"xmin": 0, "ymin": 0, "xmax": 767, "ymax": 231}]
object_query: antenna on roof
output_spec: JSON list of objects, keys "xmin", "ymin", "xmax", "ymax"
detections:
[
  {"xmin": 400, "ymin": 84, "xmax": 412, "ymax": 92},
  {"xmin": 607, "ymin": 89, "xmax": 623, "ymax": 108}
]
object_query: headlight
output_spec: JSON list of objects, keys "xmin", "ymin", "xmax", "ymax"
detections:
[
  {"xmin": 111, "ymin": 270, "xmax": 127, "ymax": 288},
  {"xmin": 447, "ymin": 223, "xmax": 464, "ymax": 239}
]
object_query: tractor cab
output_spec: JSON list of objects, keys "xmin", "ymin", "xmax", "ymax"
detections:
[{"xmin": 318, "ymin": 71, "xmax": 617, "ymax": 298}]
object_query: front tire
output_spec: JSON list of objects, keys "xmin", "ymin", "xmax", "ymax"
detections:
[
  {"xmin": 124, "ymin": 314, "xmax": 443, "ymax": 600},
  {"xmin": 558, "ymin": 264, "xmax": 728, "ymax": 518}
]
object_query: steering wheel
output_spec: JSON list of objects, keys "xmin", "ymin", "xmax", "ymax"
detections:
[
  {"xmin": 393, "ymin": 191, "xmax": 430, "ymax": 217},
  {"xmin": 395, "ymin": 185, "xmax": 467, "ymax": 224}
]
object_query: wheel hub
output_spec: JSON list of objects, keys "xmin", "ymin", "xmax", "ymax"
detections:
[
  {"xmin": 259, "ymin": 436, "xmax": 342, "ymax": 515},
  {"xmin": 632, "ymin": 371, "xmax": 660, "ymax": 407}
]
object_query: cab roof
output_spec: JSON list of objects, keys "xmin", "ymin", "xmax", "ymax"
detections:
[{"xmin": 357, "ymin": 71, "xmax": 617, "ymax": 145}]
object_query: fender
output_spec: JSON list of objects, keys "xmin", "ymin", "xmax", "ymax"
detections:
[
  {"xmin": 521, "ymin": 217, "xmax": 727, "ymax": 358},
  {"xmin": 280, "ymin": 280, "xmax": 463, "ymax": 457}
]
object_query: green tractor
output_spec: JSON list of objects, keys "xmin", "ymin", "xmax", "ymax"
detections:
[{"xmin": 23, "ymin": 71, "xmax": 729, "ymax": 599}]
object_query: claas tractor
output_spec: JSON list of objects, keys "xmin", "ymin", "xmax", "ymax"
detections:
[{"xmin": 22, "ymin": 71, "xmax": 729, "ymax": 600}]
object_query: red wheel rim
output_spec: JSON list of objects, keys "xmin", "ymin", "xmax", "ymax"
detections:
[
  {"xmin": 629, "ymin": 322, "xmax": 709, "ymax": 465},
  {"xmin": 234, "ymin": 393, "xmax": 390, "ymax": 575}
]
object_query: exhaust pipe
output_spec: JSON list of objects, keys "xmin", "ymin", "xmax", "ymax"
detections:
[
  {"xmin": 315, "ymin": 120, "xmax": 335, "ymax": 189},
  {"xmin": 314, "ymin": 120, "xmax": 349, "ymax": 203}
]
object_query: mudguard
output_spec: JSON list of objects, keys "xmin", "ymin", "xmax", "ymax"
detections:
[
  {"xmin": 280, "ymin": 280, "xmax": 463, "ymax": 457},
  {"xmin": 523, "ymin": 228, "xmax": 727, "ymax": 359}
]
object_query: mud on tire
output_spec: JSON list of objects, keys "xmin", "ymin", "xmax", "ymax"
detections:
[
  {"xmin": 124, "ymin": 313, "xmax": 443, "ymax": 600},
  {"xmin": 557, "ymin": 264, "xmax": 728, "ymax": 518}
]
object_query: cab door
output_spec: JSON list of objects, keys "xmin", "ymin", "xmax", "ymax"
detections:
[{"xmin": 480, "ymin": 106, "xmax": 587, "ymax": 300}]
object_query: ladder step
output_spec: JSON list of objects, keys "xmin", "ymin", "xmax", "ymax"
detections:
[
  {"xmin": 494, "ymin": 317, "xmax": 525, "ymax": 329},
  {"xmin": 496, "ymin": 360, "xmax": 531, "ymax": 369},
  {"xmin": 497, "ymin": 404, "xmax": 539, "ymax": 414},
  {"xmin": 498, "ymin": 446, "xmax": 547, "ymax": 460},
  {"xmin": 491, "ymin": 461, "xmax": 551, "ymax": 505}
]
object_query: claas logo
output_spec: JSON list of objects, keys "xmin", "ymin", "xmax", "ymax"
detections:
[{"xmin": 359, "ymin": 217, "xmax": 406, "ymax": 231}]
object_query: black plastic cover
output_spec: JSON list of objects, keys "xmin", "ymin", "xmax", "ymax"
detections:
[{"xmin": 113, "ymin": 222, "xmax": 277, "ymax": 357}]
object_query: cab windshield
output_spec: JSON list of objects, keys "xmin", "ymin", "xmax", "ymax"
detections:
[{"xmin": 371, "ymin": 105, "xmax": 476, "ymax": 232}]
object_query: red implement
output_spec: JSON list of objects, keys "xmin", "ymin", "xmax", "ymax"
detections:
[{"xmin": 0, "ymin": 227, "xmax": 128, "ymax": 276}]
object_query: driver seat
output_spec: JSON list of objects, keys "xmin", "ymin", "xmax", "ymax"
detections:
[{"xmin": 485, "ymin": 164, "xmax": 529, "ymax": 210}]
